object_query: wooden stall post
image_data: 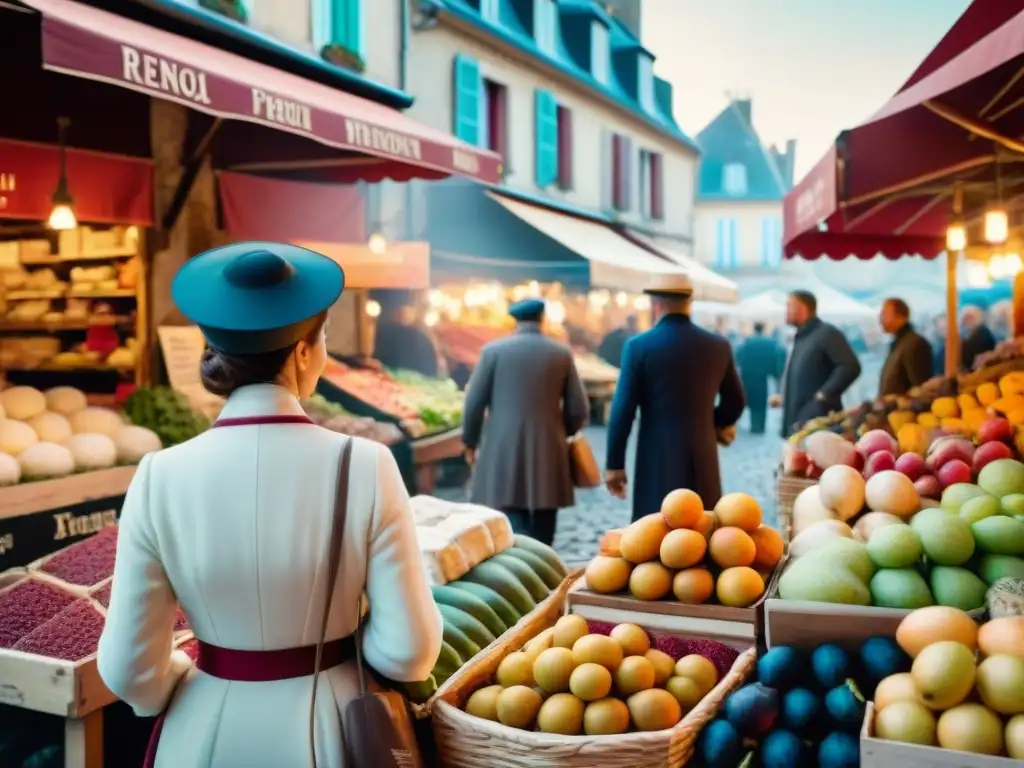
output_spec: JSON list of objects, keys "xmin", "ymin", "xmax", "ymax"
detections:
[
  {"xmin": 945, "ymin": 249, "xmax": 960, "ymax": 376},
  {"xmin": 64, "ymin": 711, "xmax": 103, "ymax": 768},
  {"xmin": 1013, "ymin": 269, "xmax": 1024, "ymax": 338}
]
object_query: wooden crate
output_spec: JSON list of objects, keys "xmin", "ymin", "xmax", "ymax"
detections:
[
  {"xmin": 764, "ymin": 598, "xmax": 985, "ymax": 650},
  {"xmin": 0, "ymin": 467, "xmax": 135, "ymax": 569},
  {"xmin": 565, "ymin": 561, "xmax": 784, "ymax": 652},
  {"xmin": 861, "ymin": 702, "xmax": 1020, "ymax": 766},
  {"xmin": 775, "ymin": 470, "xmax": 816, "ymax": 542}
]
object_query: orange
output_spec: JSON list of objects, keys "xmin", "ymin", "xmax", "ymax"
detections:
[
  {"xmin": 659, "ymin": 528, "xmax": 707, "ymax": 569},
  {"xmin": 713, "ymin": 493, "xmax": 763, "ymax": 533},
  {"xmin": 708, "ymin": 527, "xmax": 756, "ymax": 568},
  {"xmin": 671, "ymin": 567, "xmax": 715, "ymax": 604},
  {"xmin": 749, "ymin": 526, "xmax": 784, "ymax": 570},
  {"xmin": 716, "ymin": 566, "xmax": 765, "ymax": 607},
  {"xmin": 692, "ymin": 511, "xmax": 719, "ymax": 542},
  {"xmin": 661, "ymin": 489, "xmax": 704, "ymax": 529}
]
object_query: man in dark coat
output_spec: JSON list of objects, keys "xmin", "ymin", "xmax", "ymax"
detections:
[
  {"xmin": 605, "ymin": 274, "xmax": 746, "ymax": 520},
  {"xmin": 736, "ymin": 322, "xmax": 782, "ymax": 434},
  {"xmin": 960, "ymin": 306, "xmax": 997, "ymax": 370},
  {"xmin": 597, "ymin": 315, "xmax": 638, "ymax": 368},
  {"xmin": 878, "ymin": 298, "xmax": 934, "ymax": 396},
  {"xmin": 462, "ymin": 299, "xmax": 589, "ymax": 545},
  {"xmin": 778, "ymin": 290, "xmax": 862, "ymax": 438},
  {"xmin": 373, "ymin": 302, "xmax": 445, "ymax": 378}
]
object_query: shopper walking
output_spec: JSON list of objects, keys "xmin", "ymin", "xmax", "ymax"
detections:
[
  {"xmin": 776, "ymin": 290, "xmax": 862, "ymax": 437},
  {"xmin": 605, "ymin": 274, "xmax": 746, "ymax": 520},
  {"xmin": 99, "ymin": 243, "xmax": 442, "ymax": 768},
  {"xmin": 961, "ymin": 305, "xmax": 997, "ymax": 370},
  {"xmin": 735, "ymin": 322, "xmax": 783, "ymax": 434},
  {"xmin": 462, "ymin": 298, "xmax": 590, "ymax": 546},
  {"xmin": 598, "ymin": 314, "xmax": 639, "ymax": 368},
  {"xmin": 878, "ymin": 297, "xmax": 934, "ymax": 396}
]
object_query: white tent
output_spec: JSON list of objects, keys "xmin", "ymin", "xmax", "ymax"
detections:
[
  {"xmin": 791, "ymin": 277, "xmax": 878, "ymax": 322},
  {"xmin": 734, "ymin": 290, "xmax": 789, "ymax": 319}
]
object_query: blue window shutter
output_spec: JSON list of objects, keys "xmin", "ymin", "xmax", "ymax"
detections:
[
  {"xmin": 330, "ymin": 0, "xmax": 361, "ymax": 53},
  {"xmin": 453, "ymin": 55, "xmax": 481, "ymax": 145},
  {"xmin": 759, "ymin": 217, "xmax": 769, "ymax": 267},
  {"xmin": 714, "ymin": 218, "xmax": 725, "ymax": 268},
  {"xmin": 729, "ymin": 218, "xmax": 739, "ymax": 267},
  {"xmin": 311, "ymin": 0, "xmax": 331, "ymax": 49},
  {"xmin": 534, "ymin": 90, "xmax": 558, "ymax": 187},
  {"xmin": 774, "ymin": 216, "xmax": 783, "ymax": 266}
]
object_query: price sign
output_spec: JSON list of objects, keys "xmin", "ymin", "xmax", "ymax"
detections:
[{"xmin": 157, "ymin": 325, "xmax": 223, "ymax": 414}]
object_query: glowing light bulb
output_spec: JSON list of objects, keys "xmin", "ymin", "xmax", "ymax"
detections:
[
  {"xmin": 365, "ymin": 299, "xmax": 382, "ymax": 317},
  {"xmin": 615, "ymin": 291, "xmax": 628, "ymax": 308},
  {"xmin": 547, "ymin": 300, "xmax": 566, "ymax": 325},
  {"xmin": 424, "ymin": 310, "xmax": 439, "ymax": 327},
  {"xmin": 367, "ymin": 232, "xmax": 387, "ymax": 254},
  {"xmin": 945, "ymin": 222, "xmax": 966, "ymax": 252},
  {"xmin": 984, "ymin": 208, "xmax": 1008, "ymax": 245},
  {"xmin": 47, "ymin": 203, "xmax": 77, "ymax": 231},
  {"xmin": 965, "ymin": 261, "xmax": 991, "ymax": 287}
]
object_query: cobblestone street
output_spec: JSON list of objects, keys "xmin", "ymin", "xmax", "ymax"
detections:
[
  {"xmin": 437, "ymin": 354, "xmax": 883, "ymax": 563},
  {"xmin": 436, "ymin": 412, "xmax": 785, "ymax": 564}
]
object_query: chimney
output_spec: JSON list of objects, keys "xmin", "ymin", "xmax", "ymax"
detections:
[{"xmin": 732, "ymin": 98, "xmax": 752, "ymax": 125}]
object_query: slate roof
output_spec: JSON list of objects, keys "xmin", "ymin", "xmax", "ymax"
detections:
[
  {"xmin": 436, "ymin": 0, "xmax": 699, "ymax": 152},
  {"xmin": 696, "ymin": 99, "xmax": 794, "ymax": 201}
]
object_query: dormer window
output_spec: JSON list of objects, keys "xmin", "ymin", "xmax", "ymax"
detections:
[
  {"xmin": 480, "ymin": 0, "xmax": 499, "ymax": 23},
  {"xmin": 638, "ymin": 54, "xmax": 655, "ymax": 112},
  {"xmin": 723, "ymin": 163, "xmax": 748, "ymax": 196},
  {"xmin": 591, "ymin": 22, "xmax": 610, "ymax": 84},
  {"xmin": 534, "ymin": 0, "xmax": 558, "ymax": 56}
]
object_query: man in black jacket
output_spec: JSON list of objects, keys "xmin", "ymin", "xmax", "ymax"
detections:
[
  {"xmin": 961, "ymin": 306, "xmax": 997, "ymax": 371},
  {"xmin": 776, "ymin": 290, "xmax": 862, "ymax": 437},
  {"xmin": 878, "ymin": 298, "xmax": 934, "ymax": 396}
]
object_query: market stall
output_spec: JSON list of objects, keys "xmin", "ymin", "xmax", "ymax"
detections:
[{"xmin": 782, "ymin": 0, "xmax": 1024, "ymax": 375}]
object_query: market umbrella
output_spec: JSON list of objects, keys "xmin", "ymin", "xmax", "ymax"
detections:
[{"xmin": 783, "ymin": 0, "xmax": 1024, "ymax": 261}]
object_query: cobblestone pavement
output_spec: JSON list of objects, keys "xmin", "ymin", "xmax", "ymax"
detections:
[
  {"xmin": 437, "ymin": 353, "xmax": 884, "ymax": 563},
  {"xmin": 435, "ymin": 412, "xmax": 785, "ymax": 564}
]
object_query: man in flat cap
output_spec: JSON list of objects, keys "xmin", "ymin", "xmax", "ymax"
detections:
[
  {"xmin": 462, "ymin": 298, "xmax": 590, "ymax": 545},
  {"xmin": 606, "ymin": 274, "xmax": 746, "ymax": 520}
]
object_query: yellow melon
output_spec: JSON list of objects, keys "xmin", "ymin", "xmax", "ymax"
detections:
[{"xmin": 619, "ymin": 515, "xmax": 672, "ymax": 563}]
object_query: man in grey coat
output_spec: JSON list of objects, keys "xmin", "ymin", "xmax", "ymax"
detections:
[
  {"xmin": 777, "ymin": 290, "xmax": 862, "ymax": 437},
  {"xmin": 878, "ymin": 297, "xmax": 934, "ymax": 396},
  {"xmin": 462, "ymin": 299, "xmax": 590, "ymax": 545}
]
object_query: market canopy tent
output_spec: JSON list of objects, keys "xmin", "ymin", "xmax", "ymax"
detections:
[
  {"xmin": 17, "ymin": 0, "xmax": 503, "ymax": 185},
  {"xmin": 730, "ymin": 285, "xmax": 876, "ymax": 323},
  {"xmin": 783, "ymin": 0, "xmax": 1024, "ymax": 262},
  {"xmin": 625, "ymin": 233, "xmax": 739, "ymax": 303},
  {"xmin": 487, "ymin": 193, "xmax": 736, "ymax": 297}
]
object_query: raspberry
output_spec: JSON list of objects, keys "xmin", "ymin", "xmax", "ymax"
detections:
[
  {"xmin": 586, "ymin": 618, "xmax": 740, "ymax": 677},
  {"xmin": 90, "ymin": 582, "xmax": 112, "ymax": 608},
  {"xmin": 13, "ymin": 599, "xmax": 106, "ymax": 661},
  {"xmin": 38, "ymin": 526, "xmax": 118, "ymax": 587},
  {"xmin": 177, "ymin": 638, "xmax": 199, "ymax": 661},
  {"xmin": 0, "ymin": 579, "xmax": 77, "ymax": 648}
]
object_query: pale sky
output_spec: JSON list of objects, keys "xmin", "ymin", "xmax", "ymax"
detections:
[{"xmin": 642, "ymin": 0, "xmax": 973, "ymax": 177}]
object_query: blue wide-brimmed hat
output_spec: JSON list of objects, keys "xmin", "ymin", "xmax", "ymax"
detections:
[
  {"xmin": 172, "ymin": 241, "xmax": 344, "ymax": 355},
  {"xmin": 509, "ymin": 298, "xmax": 545, "ymax": 322}
]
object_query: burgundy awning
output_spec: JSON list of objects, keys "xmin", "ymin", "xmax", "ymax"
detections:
[
  {"xmin": 0, "ymin": 138, "xmax": 153, "ymax": 224},
  {"xmin": 21, "ymin": 0, "xmax": 502, "ymax": 185},
  {"xmin": 783, "ymin": 0, "xmax": 1024, "ymax": 261},
  {"xmin": 217, "ymin": 172, "xmax": 364, "ymax": 242}
]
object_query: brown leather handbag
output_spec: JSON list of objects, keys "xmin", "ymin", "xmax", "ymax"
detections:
[
  {"xmin": 568, "ymin": 432, "xmax": 602, "ymax": 488},
  {"xmin": 308, "ymin": 439, "xmax": 425, "ymax": 768}
]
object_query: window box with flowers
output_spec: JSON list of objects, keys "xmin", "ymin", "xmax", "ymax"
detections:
[
  {"xmin": 320, "ymin": 43, "xmax": 365, "ymax": 74},
  {"xmin": 312, "ymin": 0, "xmax": 364, "ymax": 75}
]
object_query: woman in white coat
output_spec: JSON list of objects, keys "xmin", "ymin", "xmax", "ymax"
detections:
[{"xmin": 97, "ymin": 242, "xmax": 443, "ymax": 767}]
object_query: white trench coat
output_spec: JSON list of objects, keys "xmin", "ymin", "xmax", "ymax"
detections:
[{"xmin": 97, "ymin": 384, "xmax": 443, "ymax": 768}]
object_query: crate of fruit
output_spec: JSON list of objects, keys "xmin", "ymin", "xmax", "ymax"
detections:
[
  {"xmin": 430, "ymin": 572, "xmax": 756, "ymax": 768},
  {"xmin": 0, "ymin": 525, "xmax": 195, "ymax": 717},
  {"xmin": 569, "ymin": 491, "xmax": 786, "ymax": 649}
]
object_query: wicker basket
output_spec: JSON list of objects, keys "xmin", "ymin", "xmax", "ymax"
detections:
[
  {"xmin": 412, "ymin": 568, "xmax": 584, "ymax": 719},
  {"xmin": 429, "ymin": 574, "xmax": 757, "ymax": 768},
  {"xmin": 775, "ymin": 468, "xmax": 817, "ymax": 542}
]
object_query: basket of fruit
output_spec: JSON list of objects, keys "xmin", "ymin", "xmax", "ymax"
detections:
[{"xmin": 429, "ymin": 581, "xmax": 756, "ymax": 768}]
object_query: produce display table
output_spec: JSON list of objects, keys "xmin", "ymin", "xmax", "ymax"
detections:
[
  {"xmin": 0, "ymin": 528, "xmax": 194, "ymax": 768},
  {"xmin": 0, "ymin": 466, "xmax": 135, "ymax": 570},
  {"xmin": 412, "ymin": 427, "xmax": 464, "ymax": 495}
]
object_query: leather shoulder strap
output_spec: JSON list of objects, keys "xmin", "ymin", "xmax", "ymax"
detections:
[{"xmin": 308, "ymin": 437, "xmax": 354, "ymax": 768}]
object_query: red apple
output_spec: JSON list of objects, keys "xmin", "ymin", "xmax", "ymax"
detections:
[
  {"xmin": 978, "ymin": 417, "xmax": 1013, "ymax": 445},
  {"xmin": 894, "ymin": 452, "xmax": 928, "ymax": 481},
  {"xmin": 783, "ymin": 444, "xmax": 809, "ymax": 475},
  {"xmin": 864, "ymin": 450, "xmax": 896, "ymax": 479},
  {"xmin": 850, "ymin": 451, "xmax": 865, "ymax": 472},
  {"xmin": 973, "ymin": 440, "xmax": 1014, "ymax": 474},
  {"xmin": 937, "ymin": 458, "xmax": 973, "ymax": 488},
  {"xmin": 914, "ymin": 474, "xmax": 942, "ymax": 499},
  {"xmin": 856, "ymin": 429, "xmax": 899, "ymax": 458},
  {"xmin": 805, "ymin": 461, "xmax": 824, "ymax": 479},
  {"xmin": 925, "ymin": 436, "xmax": 975, "ymax": 472}
]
